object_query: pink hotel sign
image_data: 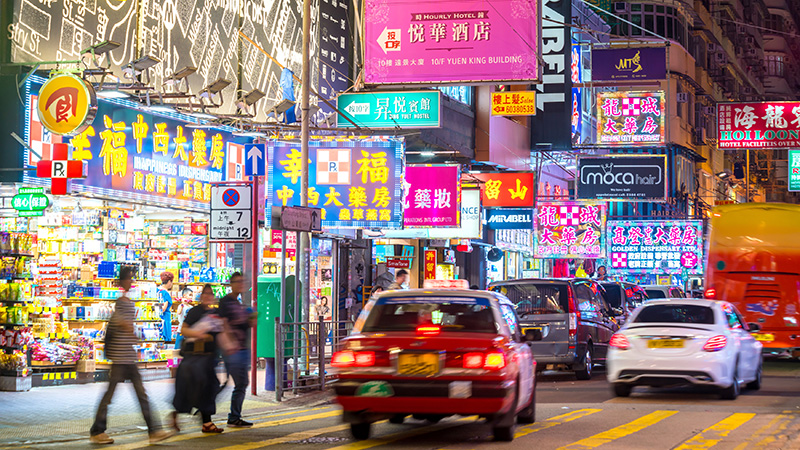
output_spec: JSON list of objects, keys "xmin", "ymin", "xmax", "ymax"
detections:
[{"xmin": 364, "ymin": 0, "xmax": 539, "ymax": 84}]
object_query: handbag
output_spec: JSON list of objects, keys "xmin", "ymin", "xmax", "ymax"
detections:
[{"xmin": 216, "ymin": 319, "xmax": 240, "ymax": 355}]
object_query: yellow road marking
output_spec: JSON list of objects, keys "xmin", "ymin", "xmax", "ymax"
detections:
[
  {"xmin": 515, "ymin": 409, "xmax": 603, "ymax": 438},
  {"xmin": 212, "ymin": 424, "xmax": 349, "ymax": 450},
  {"xmin": 674, "ymin": 413, "xmax": 756, "ymax": 450},
  {"xmin": 107, "ymin": 410, "xmax": 341, "ymax": 450},
  {"xmin": 329, "ymin": 416, "xmax": 476, "ymax": 450},
  {"xmin": 557, "ymin": 410, "xmax": 678, "ymax": 449},
  {"xmin": 733, "ymin": 414, "xmax": 793, "ymax": 450}
]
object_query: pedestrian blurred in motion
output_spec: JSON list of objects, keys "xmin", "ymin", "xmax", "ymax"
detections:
[
  {"xmin": 90, "ymin": 267, "xmax": 174, "ymax": 445},
  {"xmin": 387, "ymin": 269, "xmax": 409, "ymax": 290},
  {"xmin": 170, "ymin": 284, "xmax": 224, "ymax": 434},
  {"xmin": 157, "ymin": 271, "xmax": 174, "ymax": 342}
]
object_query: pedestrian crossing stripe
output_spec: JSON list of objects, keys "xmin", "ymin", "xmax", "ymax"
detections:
[
  {"xmin": 674, "ymin": 413, "xmax": 756, "ymax": 450},
  {"xmin": 557, "ymin": 410, "xmax": 678, "ymax": 449}
]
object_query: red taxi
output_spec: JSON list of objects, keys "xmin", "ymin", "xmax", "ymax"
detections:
[{"xmin": 332, "ymin": 280, "xmax": 539, "ymax": 441}]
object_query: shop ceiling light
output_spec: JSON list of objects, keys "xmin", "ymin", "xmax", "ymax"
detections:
[
  {"xmin": 716, "ymin": 171, "xmax": 730, "ymax": 179},
  {"xmin": 199, "ymin": 78, "xmax": 231, "ymax": 99},
  {"xmin": 82, "ymin": 40, "xmax": 121, "ymax": 56},
  {"xmin": 122, "ymin": 55, "xmax": 161, "ymax": 77},
  {"xmin": 237, "ymin": 89, "xmax": 266, "ymax": 108},
  {"xmin": 165, "ymin": 66, "xmax": 197, "ymax": 83},
  {"xmin": 96, "ymin": 90, "xmax": 130, "ymax": 99}
]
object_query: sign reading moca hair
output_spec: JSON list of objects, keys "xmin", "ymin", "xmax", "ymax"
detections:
[{"xmin": 577, "ymin": 155, "xmax": 667, "ymax": 202}]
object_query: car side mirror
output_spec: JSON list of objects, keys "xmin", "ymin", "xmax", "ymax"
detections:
[
  {"xmin": 748, "ymin": 323, "xmax": 761, "ymax": 332},
  {"xmin": 523, "ymin": 329, "xmax": 543, "ymax": 342},
  {"xmin": 611, "ymin": 307, "xmax": 624, "ymax": 316}
]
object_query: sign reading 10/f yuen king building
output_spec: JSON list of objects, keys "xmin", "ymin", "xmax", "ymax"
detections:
[
  {"xmin": 269, "ymin": 137, "xmax": 404, "ymax": 229},
  {"xmin": 364, "ymin": 0, "xmax": 538, "ymax": 84},
  {"xmin": 718, "ymin": 102, "xmax": 800, "ymax": 149},
  {"xmin": 607, "ymin": 221, "xmax": 703, "ymax": 275},
  {"xmin": 535, "ymin": 202, "xmax": 607, "ymax": 259},
  {"xmin": 596, "ymin": 91, "xmax": 665, "ymax": 146}
]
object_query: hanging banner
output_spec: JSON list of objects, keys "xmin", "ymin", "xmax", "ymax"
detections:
[
  {"xmin": 533, "ymin": 0, "xmax": 572, "ymax": 151},
  {"xmin": 790, "ymin": 150, "xmax": 800, "ymax": 192},
  {"xmin": 591, "ymin": 47, "xmax": 667, "ymax": 81},
  {"xmin": 577, "ymin": 155, "xmax": 667, "ymax": 201},
  {"xmin": 424, "ymin": 249, "xmax": 437, "ymax": 279},
  {"xmin": 535, "ymin": 202, "xmax": 607, "ymax": 259},
  {"xmin": 607, "ymin": 220, "xmax": 703, "ymax": 275},
  {"xmin": 596, "ymin": 91, "xmax": 665, "ymax": 146},
  {"xmin": 471, "ymin": 172, "xmax": 535, "ymax": 208},
  {"xmin": 491, "ymin": 91, "xmax": 537, "ymax": 116},
  {"xmin": 268, "ymin": 137, "xmax": 404, "ymax": 229},
  {"xmin": 364, "ymin": 0, "xmax": 539, "ymax": 84},
  {"xmin": 404, "ymin": 165, "xmax": 460, "ymax": 228},
  {"xmin": 718, "ymin": 102, "xmax": 800, "ymax": 149}
]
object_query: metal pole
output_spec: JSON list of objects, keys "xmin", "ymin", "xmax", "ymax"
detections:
[
  {"xmin": 299, "ymin": 0, "xmax": 311, "ymax": 324},
  {"xmin": 250, "ymin": 179, "xmax": 258, "ymax": 396},
  {"xmin": 275, "ymin": 317, "xmax": 282, "ymax": 402},
  {"xmin": 280, "ymin": 230, "xmax": 286, "ymax": 324},
  {"xmin": 318, "ymin": 315, "xmax": 325, "ymax": 390},
  {"xmin": 746, "ymin": 149, "xmax": 750, "ymax": 202}
]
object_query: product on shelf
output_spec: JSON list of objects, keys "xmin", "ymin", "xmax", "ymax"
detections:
[
  {"xmin": 0, "ymin": 351, "xmax": 27, "ymax": 372},
  {"xmin": 30, "ymin": 341, "xmax": 81, "ymax": 365}
]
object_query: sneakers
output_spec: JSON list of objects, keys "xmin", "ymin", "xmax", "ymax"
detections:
[
  {"xmin": 149, "ymin": 429, "xmax": 176, "ymax": 444},
  {"xmin": 89, "ymin": 433, "xmax": 114, "ymax": 445},
  {"xmin": 227, "ymin": 418, "xmax": 253, "ymax": 428}
]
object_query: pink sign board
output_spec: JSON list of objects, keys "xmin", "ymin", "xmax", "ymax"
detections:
[
  {"xmin": 364, "ymin": 0, "xmax": 539, "ymax": 84},
  {"xmin": 404, "ymin": 165, "xmax": 461, "ymax": 228}
]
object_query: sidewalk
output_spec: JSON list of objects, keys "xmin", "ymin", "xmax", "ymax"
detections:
[{"xmin": 0, "ymin": 368, "xmax": 334, "ymax": 446}]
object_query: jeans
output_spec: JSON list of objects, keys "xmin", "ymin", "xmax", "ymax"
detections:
[
  {"xmin": 90, "ymin": 363, "xmax": 159, "ymax": 435},
  {"xmin": 224, "ymin": 349, "xmax": 250, "ymax": 422}
]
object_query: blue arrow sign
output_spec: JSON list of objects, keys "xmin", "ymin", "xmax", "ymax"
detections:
[{"xmin": 245, "ymin": 143, "xmax": 266, "ymax": 177}]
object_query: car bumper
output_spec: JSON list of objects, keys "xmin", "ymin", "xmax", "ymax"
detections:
[
  {"xmin": 334, "ymin": 378, "xmax": 516, "ymax": 416},
  {"xmin": 606, "ymin": 349, "xmax": 731, "ymax": 388}
]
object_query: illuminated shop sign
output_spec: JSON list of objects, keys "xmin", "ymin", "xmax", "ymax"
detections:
[
  {"xmin": 718, "ymin": 102, "xmax": 800, "ymax": 149},
  {"xmin": 596, "ymin": 91, "xmax": 665, "ymax": 146},
  {"xmin": 535, "ymin": 202, "xmax": 607, "ymax": 259},
  {"xmin": 606, "ymin": 220, "xmax": 703, "ymax": 275}
]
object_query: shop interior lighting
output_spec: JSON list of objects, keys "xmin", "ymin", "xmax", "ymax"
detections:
[{"xmin": 96, "ymin": 90, "xmax": 131, "ymax": 99}]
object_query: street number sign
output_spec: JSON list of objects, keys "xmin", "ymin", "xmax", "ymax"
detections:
[{"xmin": 210, "ymin": 184, "xmax": 253, "ymax": 242}]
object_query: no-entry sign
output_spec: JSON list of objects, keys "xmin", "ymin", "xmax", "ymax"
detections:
[{"xmin": 210, "ymin": 184, "xmax": 253, "ymax": 242}]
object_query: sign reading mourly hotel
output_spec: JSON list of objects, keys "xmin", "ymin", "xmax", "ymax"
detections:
[{"xmin": 577, "ymin": 155, "xmax": 667, "ymax": 202}]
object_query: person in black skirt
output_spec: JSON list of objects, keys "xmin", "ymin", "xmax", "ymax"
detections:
[{"xmin": 170, "ymin": 284, "xmax": 224, "ymax": 433}]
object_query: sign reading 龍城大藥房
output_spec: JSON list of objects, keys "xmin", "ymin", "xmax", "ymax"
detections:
[
  {"xmin": 718, "ymin": 102, "xmax": 800, "ymax": 149},
  {"xmin": 535, "ymin": 202, "xmax": 606, "ymax": 259},
  {"xmin": 404, "ymin": 165, "xmax": 460, "ymax": 228},
  {"xmin": 364, "ymin": 0, "xmax": 538, "ymax": 84},
  {"xmin": 471, "ymin": 172, "xmax": 534, "ymax": 208},
  {"xmin": 596, "ymin": 91, "xmax": 665, "ymax": 146},
  {"xmin": 37, "ymin": 74, "xmax": 98, "ymax": 136},
  {"xmin": 606, "ymin": 220, "xmax": 703, "ymax": 275},
  {"xmin": 491, "ymin": 91, "xmax": 536, "ymax": 116},
  {"xmin": 591, "ymin": 47, "xmax": 667, "ymax": 81},
  {"xmin": 577, "ymin": 155, "xmax": 667, "ymax": 202},
  {"xmin": 25, "ymin": 76, "xmax": 247, "ymax": 210},
  {"xmin": 268, "ymin": 137, "xmax": 404, "ymax": 229},
  {"xmin": 337, "ymin": 91, "xmax": 441, "ymax": 128},
  {"xmin": 790, "ymin": 150, "xmax": 800, "ymax": 192}
]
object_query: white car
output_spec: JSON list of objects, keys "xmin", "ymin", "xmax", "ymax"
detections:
[
  {"xmin": 607, "ymin": 299, "xmax": 763, "ymax": 400},
  {"xmin": 641, "ymin": 285, "xmax": 686, "ymax": 299}
]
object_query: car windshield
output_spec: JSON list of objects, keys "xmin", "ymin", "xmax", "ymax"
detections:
[
  {"xmin": 645, "ymin": 289, "xmax": 667, "ymax": 299},
  {"xmin": 490, "ymin": 283, "xmax": 568, "ymax": 316},
  {"xmin": 601, "ymin": 284, "xmax": 622, "ymax": 308},
  {"xmin": 361, "ymin": 296, "xmax": 498, "ymax": 333},
  {"xmin": 633, "ymin": 304, "xmax": 715, "ymax": 324}
]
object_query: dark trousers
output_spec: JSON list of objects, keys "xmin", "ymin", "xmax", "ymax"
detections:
[
  {"xmin": 224, "ymin": 349, "xmax": 250, "ymax": 422},
  {"xmin": 90, "ymin": 363, "xmax": 158, "ymax": 435}
]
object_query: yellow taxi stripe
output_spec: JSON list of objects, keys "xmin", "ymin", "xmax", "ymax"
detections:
[
  {"xmin": 330, "ymin": 416, "xmax": 476, "ymax": 450},
  {"xmin": 106, "ymin": 409, "xmax": 341, "ymax": 450},
  {"xmin": 515, "ymin": 408, "xmax": 603, "ymax": 438},
  {"xmin": 557, "ymin": 410, "xmax": 678, "ymax": 449},
  {"xmin": 674, "ymin": 413, "xmax": 756, "ymax": 450},
  {"xmin": 213, "ymin": 424, "xmax": 349, "ymax": 450},
  {"xmin": 733, "ymin": 413, "xmax": 793, "ymax": 450}
]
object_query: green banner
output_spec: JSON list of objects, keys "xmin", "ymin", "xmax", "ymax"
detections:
[
  {"xmin": 12, "ymin": 187, "xmax": 49, "ymax": 217},
  {"xmin": 336, "ymin": 91, "xmax": 441, "ymax": 129}
]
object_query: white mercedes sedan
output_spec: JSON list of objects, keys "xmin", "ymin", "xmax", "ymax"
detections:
[{"xmin": 607, "ymin": 299, "xmax": 763, "ymax": 400}]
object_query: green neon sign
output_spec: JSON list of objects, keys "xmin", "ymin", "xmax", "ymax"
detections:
[
  {"xmin": 12, "ymin": 187, "xmax": 50, "ymax": 217},
  {"xmin": 336, "ymin": 91, "xmax": 441, "ymax": 129}
]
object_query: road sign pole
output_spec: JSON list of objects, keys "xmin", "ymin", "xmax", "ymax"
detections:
[
  {"xmin": 251, "ymin": 177, "xmax": 259, "ymax": 396},
  {"xmin": 299, "ymin": 0, "xmax": 311, "ymax": 323}
]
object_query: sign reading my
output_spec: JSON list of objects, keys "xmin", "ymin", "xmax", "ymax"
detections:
[{"xmin": 337, "ymin": 91, "xmax": 441, "ymax": 129}]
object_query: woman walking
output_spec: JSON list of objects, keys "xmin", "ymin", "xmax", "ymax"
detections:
[
  {"xmin": 158, "ymin": 272, "xmax": 174, "ymax": 342},
  {"xmin": 170, "ymin": 284, "xmax": 224, "ymax": 434}
]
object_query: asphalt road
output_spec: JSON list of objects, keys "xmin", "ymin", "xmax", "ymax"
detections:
[{"xmin": 24, "ymin": 361, "xmax": 800, "ymax": 450}]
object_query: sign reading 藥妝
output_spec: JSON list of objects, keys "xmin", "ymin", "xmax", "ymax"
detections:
[
  {"xmin": 337, "ymin": 91, "xmax": 441, "ymax": 129},
  {"xmin": 606, "ymin": 220, "xmax": 703, "ymax": 275},
  {"xmin": 577, "ymin": 155, "xmax": 667, "ymax": 201},
  {"xmin": 535, "ymin": 202, "xmax": 606, "ymax": 259},
  {"xmin": 596, "ymin": 91, "xmax": 665, "ymax": 146},
  {"xmin": 404, "ymin": 165, "xmax": 460, "ymax": 228}
]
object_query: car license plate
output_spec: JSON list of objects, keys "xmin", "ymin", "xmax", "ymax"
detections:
[
  {"xmin": 522, "ymin": 327, "xmax": 542, "ymax": 334},
  {"xmin": 449, "ymin": 381, "xmax": 472, "ymax": 399},
  {"xmin": 397, "ymin": 353, "xmax": 439, "ymax": 376},
  {"xmin": 753, "ymin": 333, "xmax": 775, "ymax": 342},
  {"xmin": 648, "ymin": 339, "xmax": 684, "ymax": 348}
]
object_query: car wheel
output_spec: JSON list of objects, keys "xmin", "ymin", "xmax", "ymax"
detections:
[
  {"xmin": 517, "ymin": 378, "xmax": 536, "ymax": 424},
  {"xmin": 493, "ymin": 423, "xmax": 515, "ymax": 442},
  {"xmin": 350, "ymin": 423, "xmax": 371, "ymax": 440},
  {"xmin": 389, "ymin": 414, "xmax": 406, "ymax": 424},
  {"xmin": 424, "ymin": 415, "xmax": 444, "ymax": 424},
  {"xmin": 720, "ymin": 364, "xmax": 740, "ymax": 400},
  {"xmin": 575, "ymin": 345, "xmax": 593, "ymax": 380},
  {"xmin": 746, "ymin": 358, "xmax": 762, "ymax": 390},
  {"xmin": 612, "ymin": 383, "xmax": 632, "ymax": 397}
]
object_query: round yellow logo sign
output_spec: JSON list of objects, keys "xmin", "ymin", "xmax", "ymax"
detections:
[{"xmin": 37, "ymin": 74, "xmax": 97, "ymax": 136}]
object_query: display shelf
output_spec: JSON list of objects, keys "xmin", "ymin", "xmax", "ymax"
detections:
[
  {"xmin": 0, "ymin": 300, "xmax": 32, "ymax": 304},
  {"xmin": 0, "ymin": 323, "xmax": 32, "ymax": 327},
  {"xmin": 31, "ymin": 362, "xmax": 77, "ymax": 368},
  {"xmin": 65, "ymin": 319, "xmax": 161, "ymax": 323},
  {"xmin": 0, "ymin": 252, "xmax": 34, "ymax": 257}
]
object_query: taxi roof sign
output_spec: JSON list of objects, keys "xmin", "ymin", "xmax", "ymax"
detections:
[{"xmin": 422, "ymin": 279, "xmax": 470, "ymax": 290}]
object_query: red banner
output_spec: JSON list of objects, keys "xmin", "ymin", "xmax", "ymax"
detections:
[
  {"xmin": 387, "ymin": 259, "xmax": 411, "ymax": 269},
  {"xmin": 424, "ymin": 249, "xmax": 437, "ymax": 279},
  {"xmin": 718, "ymin": 102, "xmax": 800, "ymax": 149},
  {"xmin": 472, "ymin": 172, "xmax": 535, "ymax": 208}
]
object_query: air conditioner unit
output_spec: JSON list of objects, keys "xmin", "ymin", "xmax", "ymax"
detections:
[
  {"xmin": 614, "ymin": 2, "xmax": 628, "ymax": 12},
  {"xmin": 676, "ymin": 92, "xmax": 689, "ymax": 103},
  {"xmin": 715, "ymin": 51, "xmax": 728, "ymax": 65},
  {"xmin": 703, "ymin": 106, "xmax": 716, "ymax": 115}
]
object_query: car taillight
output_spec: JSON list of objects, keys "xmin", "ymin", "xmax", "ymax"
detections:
[
  {"xmin": 704, "ymin": 287, "xmax": 716, "ymax": 299},
  {"xmin": 568, "ymin": 313, "xmax": 578, "ymax": 337},
  {"xmin": 417, "ymin": 325, "xmax": 441, "ymax": 336},
  {"xmin": 609, "ymin": 333, "xmax": 630, "ymax": 350},
  {"xmin": 332, "ymin": 350, "xmax": 376, "ymax": 367},
  {"xmin": 461, "ymin": 351, "xmax": 507, "ymax": 370},
  {"xmin": 703, "ymin": 335, "xmax": 727, "ymax": 352},
  {"xmin": 567, "ymin": 286, "xmax": 579, "ymax": 339},
  {"xmin": 484, "ymin": 351, "xmax": 507, "ymax": 370},
  {"xmin": 463, "ymin": 352, "xmax": 484, "ymax": 369},
  {"xmin": 354, "ymin": 351, "xmax": 376, "ymax": 367}
]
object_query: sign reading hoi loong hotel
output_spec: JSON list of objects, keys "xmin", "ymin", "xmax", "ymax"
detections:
[{"xmin": 718, "ymin": 102, "xmax": 800, "ymax": 149}]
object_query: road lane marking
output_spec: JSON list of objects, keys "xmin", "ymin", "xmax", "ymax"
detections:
[
  {"xmin": 212, "ymin": 424, "xmax": 349, "ymax": 450},
  {"xmin": 733, "ymin": 414, "xmax": 793, "ymax": 450},
  {"xmin": 515, "ymin": 409, "xmax": 603, "ymax": 438},
  {"xmin": 328, "ymin": 416, "xmax": 476, "ymax": 450},
  {"xmin": 674, "ymin": 413, "xmax": 756, "ymax": 450},
  {"xmin": 557, "ymin": 410, "xmax": 678, "ymax": 449},
  {"xmin": 106, "ymin": 410, "xmax": 341, "ymax": 450}
]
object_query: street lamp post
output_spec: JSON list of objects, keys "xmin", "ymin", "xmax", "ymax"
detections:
[{"xmin": 299, "ymin": 0, "xmax": 311, "ymax": 322}]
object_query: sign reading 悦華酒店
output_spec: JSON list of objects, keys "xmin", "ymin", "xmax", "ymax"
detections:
[
  {"xmin": 606, "ymin": 220, "xmax": 703, "ymax": 275},
  {"xmin": 718, "ymin": 102, "xmax": 800, "ymax": 149},
  {"xmin": 268, "ymin": 137, "xmax": 404, "ymax": 229},
  {"xmin": 364, "ymin": 0, "xmax": 538, "ymax": 84},
  {"xmin": 596, "ymin": 91, "xmax": 665, "ymax": 146},
  {"xmin": 535, "ymin": 202, "xmax": 606, "ymax": 259},
  {"xmin": 577, "ymin": 155, "xmax": 667, "ymax": 202}
]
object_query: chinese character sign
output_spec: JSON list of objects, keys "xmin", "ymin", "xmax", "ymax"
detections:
[
  {"xmin": 424, "ymin": 249, "xmax": 437, "ymax": 279},
  {"xmin": 596, "ymin": 91, "xmax": 665, "ymax": 146},
  {"xmin": 404, "ymin": 165, "xmax": 460, "ymax": 228},
  {"xmin": 535, "ymin": 202, "xmax": 607, "ymax": 259},
  {"xmin": 472, "ymin": 172, "xmax": 534, "ymax": 207},
  {"xmin": 606, "ymin": 220, "xmax": 703, "ymax": 275},
  {"xmin": 269, "ymin": 137, "xmax": 404, "ymax": 229},
  {"xmin": 790, "ymin": 150, "xmax": 800, "ymax": 192},
  {"xmin": 364, "ymin": 0, "xmax": 538, "ymax": 84},
  {"xmin": 718, "ymin": 102, "xmax": 800, "ymax": 149},
  {"xmin": 337, "ymin": 91, "xmax": 441, "ymax": 129}
]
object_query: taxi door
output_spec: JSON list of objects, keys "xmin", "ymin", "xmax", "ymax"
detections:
[{"xmin": 499, "ymin": 302, "xmax": 534, "ymax": 408}]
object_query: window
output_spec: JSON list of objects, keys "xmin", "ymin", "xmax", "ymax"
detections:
[
  {"xmin": 645, "ymin": 289, "xmax": 667, "ymax": 299},
  {"xmin": 362, "ymin": 297, "xmax": 498, "ymax": 333},
  {"xmin": 669, "ymin": 288, "xmax": 685, "ymax": 298},
  {"xmin": 490, "ymin": 283, "xmax": 569, "ymax": 316},
  {"xmin": 575, "ymin": 284, "xmax": 596, "ymax": 312},
  {"xmin": 634, "ymin": 305, "xmax": 715, "ymax": 324},
  {"xmin": 601, "ymin": 284, "xmax": 623, "ymax": 309},
  {"xmin": 616, "ymin": 3, "xmax": 689, "ymax": 47},
  {"xmin": 500, "ymin": 304, "xmax": 520, "ymax": 338},
  {"xmin": 766, "ymin": 55, "xmax": 785, "ymax": 77},
  {"xmin": 722, "ymin": 304, "xmax": 744, "ymax": 329}
]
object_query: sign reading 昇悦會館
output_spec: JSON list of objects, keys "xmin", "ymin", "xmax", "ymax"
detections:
[
  {"xmin": 596, "ymin": 91, "xmax": 665, "ymax": 146},
  {"xmin": 718, "ymin": 102, "xmax": 800, "ymax": 149},
  {"xmin": 535, "ymin": 202, "xmax": 606, "ymax": 259},
  {"xmin": 268, "ymin": 137, "xmax": 404, "ymax": 229},
  {"xmin": 606, "ymin": 220, "xmax": 703, "ymax": 275},
  {"xmin": 337, "ymin": 91, "xmax": 441, "ymax": 129}
]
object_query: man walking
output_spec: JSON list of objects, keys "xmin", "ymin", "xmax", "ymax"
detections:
[
  {"xmin": 218, "ymin": 272, "xmax": 256, "ymax": 428},
  {"xmin": 90, "ymin": 267, "xmax": 174, "ymax": 444},
  {"xmin": 387, "ymin": 269, "xmax": 409, "ymax": 290}
]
